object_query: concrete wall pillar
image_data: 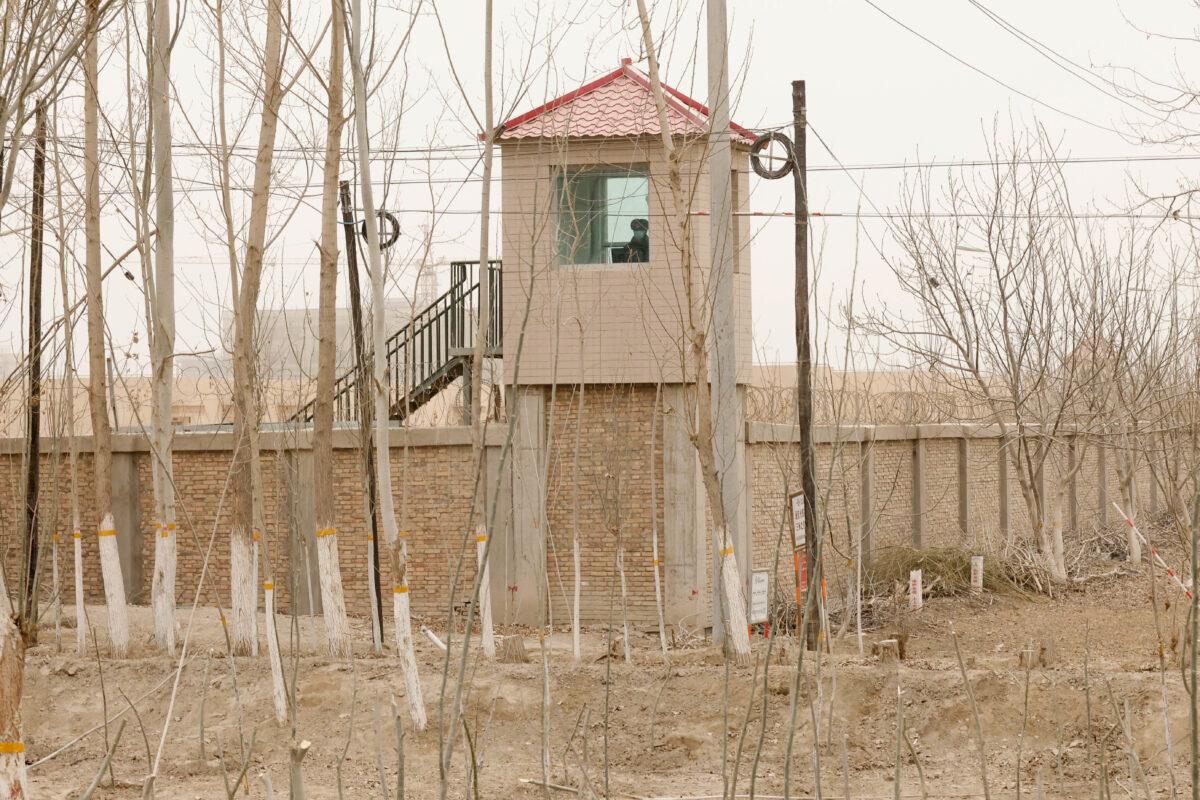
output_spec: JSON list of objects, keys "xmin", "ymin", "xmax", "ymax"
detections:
[
  {"xmin": 1097, "ymin": 443, "xmax": 1108, "ymax": 525},
  {"xmin": 859, "ymin": 431, "xmax": 875, "ymax": 571},
  {"xmin": 485, "ymin": 438, "xmax": 515, "ymax": 623},
  {"xmin": 508, "ymin": 385, "xmax": 546, "ymax": 625},
  {"xmin": 957, "ymin": 436, "xmax": 969, "ymax": 535},
  {"xmin": 998, "ymin": 437, "xmax": 1009, "ymax": 541},
  {"xmin": 111, "ymin": 452, "xmax": 142, "ymax": 602},
  {"xmin": 1068, "ymin": 438, "xmax": 1079, "ymax": 531},
  {"xmin": 662, "ymin": 384, "xmax": 706, "ymax": 625},
  {"xmin": 911, "ymin": 436, "xmax": 925, "ymax": 547},
  {"xmin": 285, "ymin": 449, "xmax": 321, "ymax": 616}
]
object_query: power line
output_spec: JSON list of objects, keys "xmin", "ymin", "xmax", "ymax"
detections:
[
  {"xmin": 966, "ymin": 0, "xmax": 1162, "ymax": 124},
  {"xmin": 861, "ymin": 0, "xmax": 1127, "ymax": 137}
]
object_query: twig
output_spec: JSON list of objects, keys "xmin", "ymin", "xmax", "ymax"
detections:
[
  {"xmin": 952, "ymin": 631, "xmax": 991, "ymax": 800},
  {"xmin": 78, "ymin": 719, "xmax": 127, "ymax": 800}
]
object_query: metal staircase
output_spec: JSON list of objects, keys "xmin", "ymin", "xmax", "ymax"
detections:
[{"xmin": 293, "ymin": 260, "xmax": 502, "ymax": 424}]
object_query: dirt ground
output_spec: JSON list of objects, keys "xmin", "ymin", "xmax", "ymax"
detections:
[{"xmin": 22, "ymin": 547, "xmax": 1198, "ymax": 799}]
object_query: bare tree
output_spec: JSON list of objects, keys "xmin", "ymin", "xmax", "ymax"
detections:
[
  {"xmin": 634, "ymin": 0, "xmax": 750, "ymax": 661},
  {"xmin": 228, "ymin": 0, "xmax": 285, "ymax": 661},
  {"xmin": 342, "ymin": 0, "xmax": 427, "ymax": 729},
  {"xmin": 83, "ymin": 0, "xmax": 129, "ymax": 657},
  {"xmin": 148, "ymin": 0, "xmax": 179, "ymax": 654},
  {"xmin": 860, "ymin": 129, "xmax": 1134, "ymax": 581},
  {"xmin": 313, "ymin": 0, "xmax": 350, "ymax": 658}
]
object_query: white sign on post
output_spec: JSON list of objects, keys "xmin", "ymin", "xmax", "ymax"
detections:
[
  {"xmin": 909, "ymin": 569, "xmax": 923, "ymax": 612},
  {"xmin": 970, "ymin": 556, "xmax": 984, "ymax": 594},
  {"xmin": 789, "ymin": 491, "xmax": 806, "ymax": 549},
  {"xmin": 750, "ymin": 570, "xmax": 770, "ymax": 624}
]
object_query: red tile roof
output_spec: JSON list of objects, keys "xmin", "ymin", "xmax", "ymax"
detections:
[{"xmin": 497, "ymin": 58, "xmax": 755, "ymax": 144}]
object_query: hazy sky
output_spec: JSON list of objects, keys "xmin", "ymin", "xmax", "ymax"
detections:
[{"xmin": 1, "ymin": 0, "xmax": 1197, "ymax": 380}]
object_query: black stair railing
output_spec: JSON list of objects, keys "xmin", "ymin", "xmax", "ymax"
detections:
[{"xmin": 295, "ymin": 259, "xmax": 501, "ymax": 423}]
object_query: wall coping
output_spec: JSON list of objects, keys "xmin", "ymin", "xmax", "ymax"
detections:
[
  {"xmin": 0, "ymin": 422, "xmax": 507, "ymax": 455},
  {"xmin": 747, "ymin": 421, "xmax": 1009, "ymax": 445}
]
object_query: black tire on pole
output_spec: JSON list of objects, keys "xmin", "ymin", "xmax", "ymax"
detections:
[{"xmin": 749, "ymin": 131, "xmax": 795, "ymax": 180}]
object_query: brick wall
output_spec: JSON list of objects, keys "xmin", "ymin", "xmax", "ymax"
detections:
[{"xmin": 0, "ymin": 413, "xmax": 1165, "ymax": 629}]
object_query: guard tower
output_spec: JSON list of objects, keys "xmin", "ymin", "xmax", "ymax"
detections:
[{"xmin": 493, "ymin": 59, "xmax": 758, "ymax": 626}]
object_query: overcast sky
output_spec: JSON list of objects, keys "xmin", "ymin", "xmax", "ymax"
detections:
[{"xmin": 1, "ymin": 0, "xmax": 1198, "ymax": 379}]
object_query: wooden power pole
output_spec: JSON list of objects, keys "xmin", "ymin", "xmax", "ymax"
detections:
[
  {"xmin": 792, "ymin": 80, "xmax": 819, "ymax": 651},
  {"xmin": 19, "ymin": 103, "xmax": 47, "ymax": 639}
]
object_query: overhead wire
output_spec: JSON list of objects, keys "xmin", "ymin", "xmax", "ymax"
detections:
[{"xmin": 860, "ymin": 0, "xmax": 1127, "ymax": 137}]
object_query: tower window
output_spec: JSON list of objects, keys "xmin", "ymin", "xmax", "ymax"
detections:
[{"xmin": 556, "ymin": 165, "xmax": 650, "ymax": 265}]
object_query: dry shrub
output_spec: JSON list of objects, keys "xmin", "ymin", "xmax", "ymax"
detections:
[{"xmin": 867, "ymin": 546, "xmax": 1039, "ymax": 598}]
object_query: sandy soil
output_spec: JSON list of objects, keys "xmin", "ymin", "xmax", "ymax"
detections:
[{"xmin": 22, "ymin": 551, "xmax": 1196, "ymax": 799}]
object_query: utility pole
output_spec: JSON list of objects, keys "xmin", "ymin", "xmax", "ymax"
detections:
[
  {"xmin": 19, "ymin": 103, "xmax": 46, "ymax": 639},
  {"xmin": 706, "ymin": 0, "xmax": 746, "ymax": 645},
  {"xmin": 339, "ymin": 179, "xmax": 384, "ymax": 651},
  {"xmin": 792, "ymin": 80, "xmax": 819, "ymax": 651}
]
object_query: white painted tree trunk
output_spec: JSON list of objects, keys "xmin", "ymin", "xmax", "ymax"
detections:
[
  {"xmin": 152, "ymin": 523, "xmax": 176, "ymax": 653},
  {"xmin": 230, "ymin": 532, "xmax": 256, "ymax": 655},
  {"xmin": 316, "ymin": 529, "xmax": 350, "ymax": 657},
  {"xmin": 263, "ymin": 582, "xmax": 287, "ymax": 724},
  {"xmin": 476, "ymin": 527, "xmax": 495, "ymax": 660},
  {"xmin": 0, "ymin": 615, "xmax": 28, "ymax": 799},
  {"xmin": 393, "ymin": 581, "xmax": 427, "ymax": 730},
  {"xmin": 251, "ymin": 531, "xmax": 260, "ymax": 657},
  {"xmin": 97, "ymin": 513, "xmax": 129, "ymax": 658},
  {"xmin": 617, "ymin": 546, "xmax": 632, "ymax": 664},
  {"xmin": 73, "ymin": 528, "xmax": 85, "ymax": 655},
  {"xmin": 718, "ymin": 533, "xmax": 750, "ymax": 664}
]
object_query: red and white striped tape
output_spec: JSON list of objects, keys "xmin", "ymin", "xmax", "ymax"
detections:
[{"xmin": 1112, "ymin": 502, "xmax": 1192, "ymax": 599}]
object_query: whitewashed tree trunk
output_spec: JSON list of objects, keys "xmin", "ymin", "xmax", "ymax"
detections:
[
  {"xmin": 263, "ymin": 582, "xmax": 288, "ymax": 723},
  {"xmin": 392, "ymin": 580, "xmax": 427, "ymax": 729},
  {"xmin": 230, "ymin": 532, "xmax": 256, "ymax": 655},
  {"xmin": 0, "ymin": 615, "xmax": 28, "ymax": 799},
  {"xmin": 719, "ymin": 533, "xmax": 750, "ymax": 665},
  {"xmin": 316, "ymin": 530, "xmax": 350, "ymax": 657},
  {"xmin": 476, "ymin": 527, "xmax": 495, "ymax": 659},
  {"xmin": 97, "ymin": 514, "xmax": 129, "ymax": 657},
  {"xmin": 345, "ymin": 0, "xmax": 426, "ymax": 728}
]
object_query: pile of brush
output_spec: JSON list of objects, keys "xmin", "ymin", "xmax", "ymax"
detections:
[{"xmin": 867, "ymin": 545, "xmax": 1039, "ymax": 599}]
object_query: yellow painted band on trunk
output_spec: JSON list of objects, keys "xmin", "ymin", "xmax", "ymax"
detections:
[
  {"xmin": 0, "ymin": 742, "xmax": 24, "ymax": 753},
  {"xmin": 72, "ymin": 530, "xmax": 82, "ymax": 539},
  {"xmin": 398, "ymin": 530, "xmax": 410, "ymax": 538},
  {"xmin": 97, "ymin": 529, "xmax": 117, "ymax": 537},
  {"xmin": 719, "ymin": 547, "xmax": 733, "ymax": 557},
  {"xmin": 367, "ymin": 534, "xmax": 375, "ymax": 541},
  {"xmin": 475, "ymin": 534, "xmax": 487, "ymax": 543},
  {"xmin": 393, "ymin": 585, "xmax": 409, "ymax": 594},
  {"xmin": 316, "ymin": 527, "xmax": 337, "ymax": 538},
  {"xmin": 263, "ymin": 581, "xmax": 274, "ymax": 590}
]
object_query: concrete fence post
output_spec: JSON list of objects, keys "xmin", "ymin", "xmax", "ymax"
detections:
[
  {"xmin": 1097, "ymin": 443, "xmax": 1108, "ymax": 525},
  {"xmin": 911, "ymin": 433, "xmax": 925, "ymax": 548},
  {"xmin": 957, "ymin": 435, "xmax": 969, "ymax": 535},
  {"xmin": 1068, "ymin": 437, "xmax": 1079, "ymax": 531},
  {"xmin": 860, "ymin": 429, "xmax": 874, "ymax": 571},
  {"xmin": 998, "ymin": 435, "xmax": 1009, "ymax": 542}
]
